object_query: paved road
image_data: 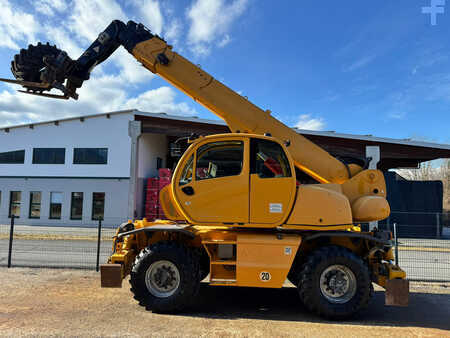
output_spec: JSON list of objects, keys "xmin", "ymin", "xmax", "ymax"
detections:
[{"xmin": 1, "ymin": 238, "xmax": 449, "ymax": 281}]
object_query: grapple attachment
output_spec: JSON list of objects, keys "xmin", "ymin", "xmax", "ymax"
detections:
[{"xmin": 0, "ymin": 42, "xmax": 79, "ymax": 100}]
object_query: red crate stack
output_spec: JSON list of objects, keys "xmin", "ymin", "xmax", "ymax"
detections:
[
  {"xmin": 158, "ymin": 175, "xmax": 171, "ymax": 219},
  {"xmin": 144, "ymin": 170, "xmax": 173, "ymax": 221},
  {"xmin": 145, "ymin": 178, "xmax": 159, "ymax": 221},
  {"xmin": 158, "ymin": 168, "xmax": 172, "ymax": 178}
]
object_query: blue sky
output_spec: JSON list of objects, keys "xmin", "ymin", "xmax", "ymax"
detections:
[{"xmin": 0, "ymin": 0, "xmax": 449, "ymax": 144}]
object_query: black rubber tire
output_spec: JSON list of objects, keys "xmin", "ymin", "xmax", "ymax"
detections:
[
  {"xmin": 297, "ymin": 246, "xmax": 373, "ymax": 320},
  {"xmin": 11, "ymin": 42, "xmax": 61, "ymax": 92},
  {"xmin": 129, "ymin": 241, "xmax": 201, "ymax": 313}
]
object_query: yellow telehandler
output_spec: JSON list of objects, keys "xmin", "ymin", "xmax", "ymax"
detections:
[{"xmin": 2, "ymin": 20, "xmax": 408, "ymax": 319}]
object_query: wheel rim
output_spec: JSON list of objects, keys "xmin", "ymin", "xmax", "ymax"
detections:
[
  {"xmin": 145, "ymin": 260, "xmax": 181, "ymax": 298},
  {"xmin": 319, "ymin": 264, "xmax": 357, "ymax": 304}
]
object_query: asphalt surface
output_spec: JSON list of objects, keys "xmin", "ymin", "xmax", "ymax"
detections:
[{"xmin": 0, "ymin": 237, "xmax": 449, "ymax": 281}]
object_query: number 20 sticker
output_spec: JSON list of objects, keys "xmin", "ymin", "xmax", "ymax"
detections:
[{"xmin": 260, "ymin": 271, "xmax": 271, "ymax": 282}]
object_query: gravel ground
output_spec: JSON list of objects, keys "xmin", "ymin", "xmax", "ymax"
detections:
[{"xmin": 1, "ymin": 268, "xmax": 449, "ymax": 337}]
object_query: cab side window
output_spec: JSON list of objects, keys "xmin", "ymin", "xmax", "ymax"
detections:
[
  {"xmin": 196, "ymin": 141, "xmax": 243, "ymax": 180},
  {"xmin": 250, "ymin": 139, "xmax": 291, "ymax": 178}
]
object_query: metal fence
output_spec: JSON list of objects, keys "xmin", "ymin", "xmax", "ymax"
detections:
[
  {"xmin": 384, "ymin": 212, "xmax": 450, "ymax": 282},
  {"xmin": 0, "ymin": 214, "xmax": 118, "ymax": 270},
  {"xmin": 0, "ymin": 212, "xmax": 449, "ymax": 282}
]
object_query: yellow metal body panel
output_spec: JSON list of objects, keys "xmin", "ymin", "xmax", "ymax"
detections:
[
  {"xmin": 185, "ymin": 174, "xmax": 249, "ymax": 223},
  {"xmin": 236, "ymin": 233, "xmax": 301, "ymax": 288},
  {"xmin": 342, "ymin": 169, "xmax": 387, "ymax": 205},
  {"xmin": 352, "ymin": 195, "xmax": 390, "ymax": 222},
  {"xmin": 249, "ymin": 174, "xmax": 296, "ymax": 224},
  {"xmin": 341, "ymin": 169, "xmax": 390, "ymax": 222},
  {"xmin": 286, "ymin": 184, "xmax": 352, "ymax": 227},
  {"xmin": 159, "ymin": 185, "xmax": 185, "ymax": 221}
]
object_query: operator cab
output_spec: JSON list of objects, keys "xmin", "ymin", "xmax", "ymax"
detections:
[{"xmin": 172, "ymin": 134, "xmax": 297, "ymax": 227}]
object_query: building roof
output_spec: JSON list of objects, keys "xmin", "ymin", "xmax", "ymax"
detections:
[{"xmin": 1, "ymin": 109, "xmax": 449, "ymax": 169}]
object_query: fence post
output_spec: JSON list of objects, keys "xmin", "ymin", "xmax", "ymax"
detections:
[
  {"xmin": 436, "ymin": 213, "xmax": 440, "ymax": 239},
  {"xmin": 96, "ymin": 217, "xmax": 102, "ymax": 272},
  {"xmin": 393, "ymin": 222, "xmax": 399, "ymax": 266},
  {"xmin": 7, "ymin": 215, "xmax": 15, "ymax": 268}
]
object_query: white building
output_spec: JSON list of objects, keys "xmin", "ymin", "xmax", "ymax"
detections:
[
  {"xmin": 0, "ymin": 109, "xmax": 228, "ymax": 226},
  {"xmin": 1, "ymin": 109, "xmax": 448, "ymax": 227}
]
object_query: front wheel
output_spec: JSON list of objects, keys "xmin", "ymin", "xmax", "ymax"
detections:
[
  {"xmin": 298, "ymin": 246, "xmax": 373, "ymax": 319},
  {"xmin": 130, "ymin": 242, "xmax": 200, "ymax": 313}
]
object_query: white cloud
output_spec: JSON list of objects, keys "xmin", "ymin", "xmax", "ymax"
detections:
[
  {"xmin": 295, "ymin": 114, "xmax": 325, "ymax": 131},
  {"xmin": 110, "ymin": 48, "xmax": 156, "ymax": 84},
  {"xmin": 67, "ymin": 0, "xmax": 127, "ymax": 43},
  {"xmin": 0, "ymin": 80, "xmax": 198, "ymax": 128},
  {"xmin": 124, "ymin": 86, "xmax": 197, "ymax": 116},
  {"xmin": 217, "ymin": 34, "xmax": 231, "ymax": 47},
  {"xmin": 133, "ymin": 0, "xmax": 164, "ymax": 35},
  {"xmin": 165, "ymin": 18, "xmax": 182, "ymax": 45},
  {"xmin": 0, "ymin": 0, "xmax": 39, "ymax": 49},
  {"xmin": 43, "ymin": 25, "xmax": 84, "ymax": 57},
  {"xmin": 186, "ymin": 0, "xmax": 248, "ymax": 55},
  {"xmin": 34, "ymin": 0, "xmax": 68, "ymax": 16}
]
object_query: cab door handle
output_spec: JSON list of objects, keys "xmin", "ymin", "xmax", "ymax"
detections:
[{"xmin": 182, "ymin": 186, "xmax": 195, "ymax": 195}]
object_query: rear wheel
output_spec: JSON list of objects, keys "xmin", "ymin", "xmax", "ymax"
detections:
[
  {"xmin": 297, "ymin": 246, "xmax": 373, "ymax": 319},
  {"xmin": 130, "ymin": 241, "xmax": 200, "ymax": 312}
]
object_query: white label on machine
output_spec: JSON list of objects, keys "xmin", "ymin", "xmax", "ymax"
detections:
[
  {"xmin": 269, "ymin": 203, "xmax": 282, "ymax": 213},
  {"xmin": 260, "ymin": 271, "xmax": 271, "ymax": 282},
  {"xmin": 284, "ymin": 246, "xmax": 292, "ymax": 255}
]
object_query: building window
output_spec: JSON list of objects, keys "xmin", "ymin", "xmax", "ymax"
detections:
[
  {"xmin": 49, "ymin": 192, "xmax": 63, "ymax": 219},
  {"xmin": 33, "ymin": 148, "xmax": 65, "ymax": 164},
  {"xmin": 70, "ymin": 192, "xmax": 83, "ymax": 220},
  {"xmin": 0, "ymin": 150, "xmax": 25, "ymax": 164},
  {"xmin": 73, "ymin": 148, "xmax": 108, "ymax": 164},
  {"xmin": 9, "ymin": 191, "xmax": 21, "ymax": 218},
  {"xmin": 29, "ymin": 191, "xmax": 42, "ymax": 219},
  {"xmin": 92, "ymin": 192, "xmax": 105, "ymax": 220}
]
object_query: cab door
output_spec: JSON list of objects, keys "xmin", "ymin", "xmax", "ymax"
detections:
[
  {"xmin": 174, "ymin": 137, "xmax": 249, "ymax": 224},
  {"xmin": 249, "ymin": 138, "xmax": 297, "ymax": 225}
]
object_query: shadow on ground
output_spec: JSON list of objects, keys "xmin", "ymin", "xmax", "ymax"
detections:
[{"xmin": 180, "ymin": 284, "xmax": 450, "ymax": 331}]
